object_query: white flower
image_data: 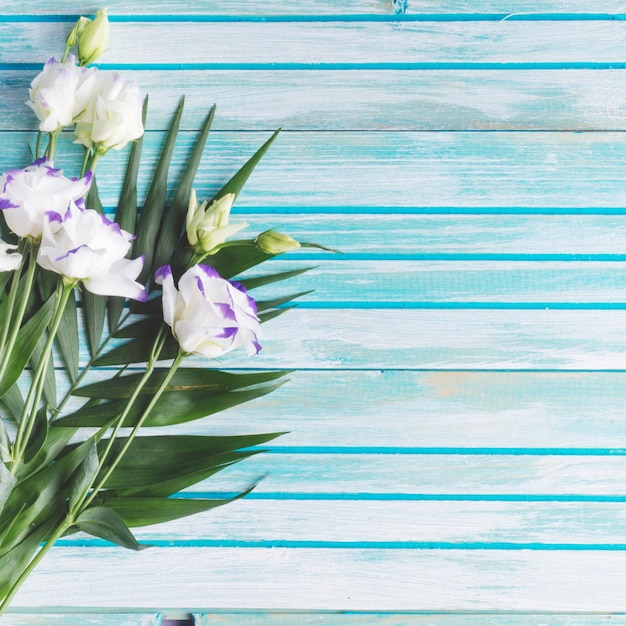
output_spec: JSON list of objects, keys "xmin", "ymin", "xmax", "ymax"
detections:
[
  {"xmin": 76, "ymin": 9, "xmax": 110, "ymax": 66},
  {"xmin": 37, "ymin": 202, "xmax": 147, "ymax": 301},
  {"xmin": 155, "ymin": 264, "xmax": 261, "ymax": 358},
  {"xmin": 0, "ymin": 241, "xmax": 22, "ymax": 272},
  {"xmin": 0, "ymin": 158, "xmax": 92, "ymax": 241},
  {"xmin": 26, "ymin": 55, "xmax": 97, "ymax": 132},
  {"xmin": 74, "ymin": 72, "xmax": 144, "ymax": 154},
  {"xmin": 185, "ymin": 191, "xmax": 246, "ymax": 256}
]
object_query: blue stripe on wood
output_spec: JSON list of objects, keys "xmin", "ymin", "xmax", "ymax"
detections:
[
  {"xmin": 287, "ymin": 302, "xmax": 626, "ymax": 310},
  {"xmin": 3, "ymin": 13, "xmax": 626, "ymax": 22},
  {"xmin": 181, "ymin": 492, "xmax": 626, "ymax": 502},
  {"xmin": 53, "ymin": 539, "xmax": 626, "ymax": 550},
  {"xmin": 282, "ymin": 253, "xmax": 626, "ymax": 261},
  {"xmin": 231, "ymin": 206, "xmax": 626, "ymax": 215},
  {"xmin": 262, "ymin": 446, "xmax": 626, "ymax": 455}
]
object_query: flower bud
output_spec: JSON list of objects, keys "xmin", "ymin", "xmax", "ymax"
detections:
[
  {"xmin": 66, "ymin": 16, "xmax": 90, "ymax": 50},
  {"xmin": 186, "ymin": 191, "xmax": 247, "ymax": 256},
  {"xmin": 77, "ymin": 9, "xmax": 110, "ymax": 65},
  {"xmin": 256, "ymin": 230, "xmax": 301, "ymax": 254}
]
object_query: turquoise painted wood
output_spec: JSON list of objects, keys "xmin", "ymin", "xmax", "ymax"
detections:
[{"xmin": 2, "ymin": 1, "xmax": 626, "ymax": 623}]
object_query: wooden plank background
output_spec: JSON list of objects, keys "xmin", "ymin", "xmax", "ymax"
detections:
[{"xmin": 3, "ymin": 0, "xmax": 626, "ymax": 623}]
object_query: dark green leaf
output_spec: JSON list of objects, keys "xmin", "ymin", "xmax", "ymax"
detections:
[
  {"xmin": 30, "ymin": 329, "xmax": 56, "ymax": 408},
  {"xmin": 82, "ymin": 290, "xmax": 107, "ymax": 358},
  {"xmin": 57, "ymin": 380, "xmax": 287, "ymax": 428},
  {"xmin": 213, "ymin": 129, "xmax": 280, "ymax": 203},
  {"xmin": 23, "ymin": 407, "xmax": 48, "ymax": 465},
  {"xmin": 0, "ymin": 384, "xmax": 23, "ymax": 423},
  {"xmin": 99, "ymin": 432, "xmax": 282, "ymax": 496},
  {"xmin": 240, "ymin": 266, "xmax": 314, "ymax": 291},
  {"xmin": 154, "ymin": 105, "xmax": 216, "ymax": 271},
  {"xmin": 256, "ymin": 290, "xmax": 312, "ymax": 312},
  {"xmin": 56, "ymin": 288, "xmax": 79, "ymax": 383},
  {"xmin": 109, "ymin": 96, "xmax": 147, "ymax": 332},
  {"xmin": 74, "ymin": 368, "xmax": 289, "ymax": 399},
  {"xmin": 93, "ymin": 334, "xmax": 178, "ymax": 367},
  {"xmin": 75, "ymin": 506, "xmax": 146, "ymax": 551},
  {"xmin": 134, "ymin": 96, "xmax": 185, "ymax": 283},
  {"xmin": 85, "ymin": 174, "xmax": 103, "ymax": 214},
  {"xmin": 69, "ymin": 442, "xmax": 99, "ymax": 510},
  {"xmin": 16, "ymin": 426, "xmax": 76, "ymax": 481},
  {"xmin": 0, "ymin": 296, "xmax": 54, "ymax": 400},
  {"xmin": 102, "ymin": 486, "xmax": 257, "ymax": 528},
  {"xmin": 113, "ymin": 315, "xmax": 162, "ymax": 339},
  {"xmin": 258, "ymin": 306, "xmax": 296, "ymax": 324},
  {"xmin": 0, "ymin": 461, "xmax": 15, "ymax": 513},
  {"xmin": 208, "ymin": 243, "xmax": 273, "ymax": 279}
]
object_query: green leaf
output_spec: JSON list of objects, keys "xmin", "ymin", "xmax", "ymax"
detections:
[
  {"xmin": 99, "ymin": 432, "xmax": 282, "ymax": 496},
  {"xmin": 240, "ymin": 266, "xmax": 314, "ymax": 291},
  {"xmin": 93, "ymin": 334, "xmax": 179, "ymax": 367},
  {"xmin": 85, "ymin": 174, "xmax": 104, "ymax": 214},
  {"xmin": 75, "ymin": 506, "xmax": 146, "ymax": 551},
  {"xmin": 0, "ymin": 295, "xmax": 54, "ymax": 400},
  {"xmin": 57, "ymin": 380, "xmax": 287, "ymax": 428},
  {"xmin": 154, "ymin": 105, "xmax": 216, "ymax": 271},
  {"xmin": 113, "ymin": 315, "xmax": 162, "ymax": 339},
  {"xmin": 109, "ymin": 96, "xmax": 148, "ymax": 332},
  {"xmin": 82, "ymin": 290, "xmax": 107, "ymax": 358},
  {"xmin": 16, "ymin": 426, "xmax": 76, "ymax": 482},
  {"xmin": 0, "ymin": 460, "xmax": 16, "ymax": 514},
  {"xmin": 30, "ymin": 329, "xmax": 56, "ymax": 408},
  {"xmin": 258, "ymin": 306, "xmax": 296, "ymax": 324},
  {"xmin": 69, "ymin": 442, "xmax": 99, "ymax": 511},
  {"xmin": 74, "ymin": 368, "xmax": 289, "ymax": 399},
  {"xmin": 256, "ymin": 290, "xmax": 312, "ymax": 313},
  {"xmin": 134, "ymin": 96, "xmax": 185, "ymax": 283},
  {"xmin": 208, "ymin": 243, "xmax": 273, "ymax": 279},
  {"xmin": 55, "ymin": 288, "xmax": 79, "ymax": 383},
  {"xmin": 213, "ymin": 129, "xmax": 280, "ymax": 203},
  {"xmin": 102, "ymin": 486, "xmax": 256, "ymax": 528},
  {"xmin": 0, "ymin": 384, "xmax": 23, "ymax": 423},
  {"xmin": 23, "ymin": 407, "xmax": 48, "ymax": 465}
]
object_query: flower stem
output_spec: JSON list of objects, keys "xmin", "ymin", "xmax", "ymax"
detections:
[
  {"xmin": 75, "ymin": 346, "xmax": 186, "ymax": 517},
  {"xmin": 11, "ymin": 281, "xmax": 75, "ymax": 471}
]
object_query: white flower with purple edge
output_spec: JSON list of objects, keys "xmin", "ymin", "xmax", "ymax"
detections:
[
  {"xmin": 26, "ymin": 55, "xmax": 97, "ymax": 132},
  {"xmin": 155, "ymin": 264, "xmax": 261, "ymax": 359},
  {"xmin": 0, "ymin": 158, "xmax": 92, "ymax": 241},
  {"xmin": 37, "ymin": 202, "xmax": 147, "ymax": 301}
]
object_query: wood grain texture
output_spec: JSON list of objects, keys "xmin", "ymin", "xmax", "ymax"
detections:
[
  {"xmin": 7, "ymin": 21, "xmax": 626, "ymax": 65},
  {"xmin": 11, "ymin": 547, "xmax": 626, "ymax": 611}
]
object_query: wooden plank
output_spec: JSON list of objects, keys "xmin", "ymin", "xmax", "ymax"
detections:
[
  {"xmin": 1, "ymin": 614, "xmax": 160, "ymax": 625},
  {"xmin": 7, "ymin": 21, "xmax": 626, "ymax": 65},
  {"xmin": 171, "ymin": 452, "xmax": 626, "ymax": 496},
  {"xmin": 238, "ymin": 214, "xmax": 626, "ymax": 255},
  {"xmin": 193, "ymin": 613, "xmax": 626, "ymax": 625},
  {"xmin": 12, "ymin": 547, "xmax": 626, "ymax": 611},
  {"xmin": 8, "ymin": 69, "xmax": 626, "ymax": 132},
  {"xmin": 117, "ymin": 499, "xmax": 626, "ymax": 545},
  {"xmin": 5, "ymin": 131, "xmax": 626, "ymax": 209},
  {"xmin": 0, "ymin": 1, "xmax": 394, "ymax": 16},
  {"xmin": 249, "ymin": 259, "xmax": 626, "ymax": 304},
  {"xmin": 156, "ymin": 370, "xmax": 626, "ymax": 448},
  {"xmin": 166, "ymin": 308, "xmax": 626, "ymax": 371}
]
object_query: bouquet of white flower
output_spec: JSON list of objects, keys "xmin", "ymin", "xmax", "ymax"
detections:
[{"xmin": 0, "ymin": 10, "xmax": 317, "ymax": 614}]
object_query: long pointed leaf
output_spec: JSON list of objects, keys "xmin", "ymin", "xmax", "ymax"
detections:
[
  {"xmin": 154, "ymin": 105, "xmax": 216, "ymax": 271},
  {"xmin": 134, "ymin": 96, "xmax": 185, "ymax": 283},
  {"xmin": 240, "ymin": 266, "xmax": 314, "ymax": 291},
  {"xmin": 0, "ymin": 296, "xmax": 54, "ymax": 400},
  {"xmin": 55, "ymin": 288, "xmax": 79, "ymax": 383}
]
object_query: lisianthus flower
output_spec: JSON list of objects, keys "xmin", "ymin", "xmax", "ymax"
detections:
[
  {"xmin": 0, "ymin": 241, "xmax": 22, "ymax": 272},
  {"xmin": 255, "ymin": 229, "xmax": 301, "ymax": 254},
  {"xmin": 74, "ymin": 71, "xmax": 144, "ymax": 154},
  {"xmin": 76, "ymin": 9, "xmax": 110, "ymax": 66},
  {"xmin": 0, "ymin": 158, "xmax": 92, "ymax": 241},
  {"xmin": 26, "ymin": 55, "xmax": 97, "ymax": 132},
  {"xmin": 186, "ymin": 190, "xmax": 246, "ymax": 256},
  {"xmin": 37, "ymin": 202, "xmax": 147, "ymax": 301},
  {"xmin": 155, "ymin": 264, "xmax": 261, "ymax": 358}
]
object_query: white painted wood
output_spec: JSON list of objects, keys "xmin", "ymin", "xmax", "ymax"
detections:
[
  {"xmin": 1, "ymin": 614, "xmax": 160, "ymax": 625},
  {"xmin": 7, "ymin": 21, "xmax": 626, "ymax": 65},
  {"xmin": 12, "ymin": 547, "xmax": 626, "ymax": 611},
  {"xmin": 113, "ymin": 499, "xmax": 626, "ymax": 544}
]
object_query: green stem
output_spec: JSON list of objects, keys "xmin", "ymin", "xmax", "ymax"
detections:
[
  {"xmin": 45, "ymin": 130, "xmax": 59, "ymax": 161},
  {"xmin": 75, "ymin": 346, "xmax": 186, "ymax": 517},
  {"xmin": 35, "ymin": 131, "xmax": 42, "ymax": 161},
  {"xmin": 80, "ymin": 148, "xmax": 91, "ymax": 179},
  {"xmin": 0, "ymin": 243, "xmax": 38, "ymax": 385},
  {"xmin": 11, "ymin": 281, "xmax": 75, "ymax": 471}
]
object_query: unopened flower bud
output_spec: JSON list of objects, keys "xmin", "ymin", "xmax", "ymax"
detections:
[
  {"xmin": 256, "ymin": 230, "xmax": 301, "ymax": 254},
  {"xmin": 186, "ymin": 191, "xmax": 246, "ymax": 256},
  {"xmin": 77, "ymin": 9, "xmax": 110, "ymax": 65},
  {"xmin": 66, "ymin": 16, "xmax": 89, "ymax": 50}
]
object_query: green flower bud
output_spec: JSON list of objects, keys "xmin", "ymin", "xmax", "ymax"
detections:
[
  {"xmin": 186, "ymin": 190, "xmax": 247, "ymax": 256},
  {"xmin": 66, "ymin": 16, "xmax": 90, "ymax": 50},
  {"xmin": 256, "ymin": 230, "xmax": 301, "ymax": 254},
  {"xmin": 77, "ymin": 9, "xmax": 110, "ymax": 65}
]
